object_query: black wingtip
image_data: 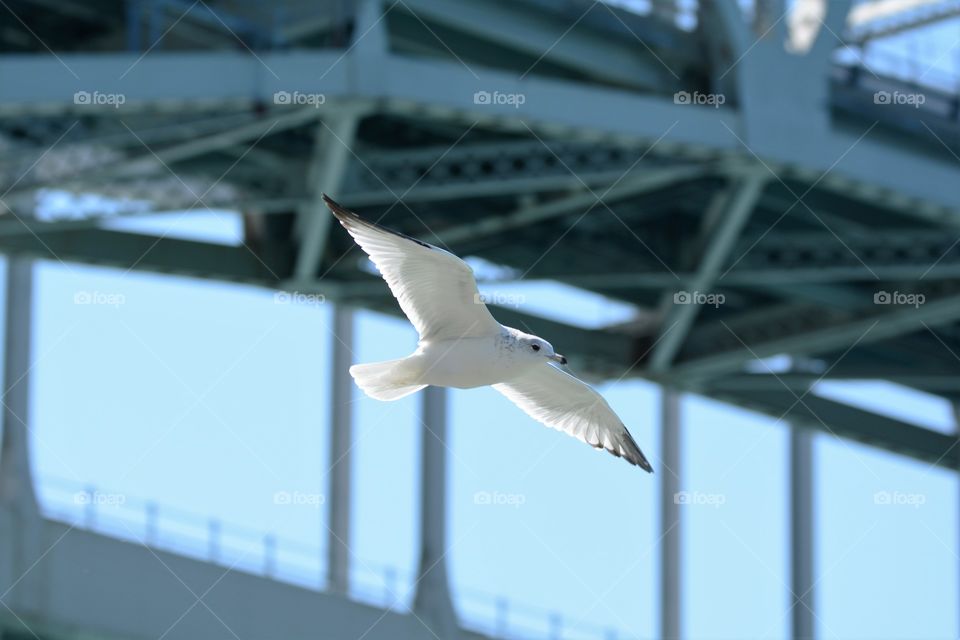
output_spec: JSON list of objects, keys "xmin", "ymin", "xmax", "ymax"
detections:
[
  {"xmin": 321, "ymin": 193, "xmax": 354, "ymax": 221},
  {"xmin": 323, "ymin": 194, "xmax": 435, "ymax": 250},
  {"xmin": 627, "ymin": 448, "xmax": 654, "ymax": 473},
  {"xmin": 622, "ymin": 430, "xmax": 654, "ymax": 473}
]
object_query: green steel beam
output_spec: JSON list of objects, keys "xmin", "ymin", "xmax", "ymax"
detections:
[
  {"xmin": 648, "ymin": 173, "xmax": 767, "ymax": 371},
  {"xmin": 399, "ymin": 0, "xmax": 672, "ymax": 90},
  {"xmin": 434, "ymin": 165, "xmax": 714, "ymax": 245},
  {"xmin": 6, "ymin": 107, "xmax": 322, "ymax": 198},
  {"xmin": 705, "ymin": 389, "xmax": 960, "ymax": 469},
  {"xmin": 0, "ymin": 51, "xmax": 352, "ymax": 117},
  {"xmin": 293, "ymin": 111, "xmax": 365, "ymax": 282},
  {"xmin": 709, "ymin": 372, "xmax": 960, "ymax": 392},
  {"xmin": 669, "ymin": 288, "xmax": 960, "ymax": 379},
  {"xmin": 0, "ymin": 229, "xmax": 284, "ymax": 284}
]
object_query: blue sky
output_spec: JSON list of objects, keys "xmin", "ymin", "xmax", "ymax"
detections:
[{"xmin": 26, "ymin": 236, "xmax": 959, "ymax": 639}]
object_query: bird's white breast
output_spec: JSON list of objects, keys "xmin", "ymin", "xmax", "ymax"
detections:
[{"xmin": 415, "ymin": 329, "xmax": 533, "ymax": 389}]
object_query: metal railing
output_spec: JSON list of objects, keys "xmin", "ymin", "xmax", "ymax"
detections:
[
  {"xmin": 835, "ymin": 45, "xmax": 960, "ymax": 94},
  {"xmin": 38, "ymin": 475, "xmax": 640, "ymax": 640}
]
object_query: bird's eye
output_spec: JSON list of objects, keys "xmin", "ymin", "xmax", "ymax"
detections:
[{"xmin": 531, "ymin": 344, "xmax": 540, "ymax": 352}]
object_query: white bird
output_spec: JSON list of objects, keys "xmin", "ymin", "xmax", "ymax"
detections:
[{"xmin": 324, "ymin": 195, "xmax": 652, "ymax": 472}]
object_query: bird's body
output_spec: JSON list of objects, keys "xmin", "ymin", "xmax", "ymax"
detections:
[
  {"xmin": 349, "ymin": 326, "xmax": 543, "ymax": 397},
  {"xmin": 323, "ymin": 194, "xmax": 653, "ymax": 472},
  {"xmin": 398, "ymin": 327, "xmax": 551, "ymax": 389}
]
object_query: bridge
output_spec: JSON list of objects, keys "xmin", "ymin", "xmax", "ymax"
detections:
[{"xmin": 1, "ymin": 0, "xmax": 959, "ymax": 638}]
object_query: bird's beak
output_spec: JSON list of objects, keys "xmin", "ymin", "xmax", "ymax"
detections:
[{"xmin": 550, "ymin": 353, "xmax": 568, "ymax": 365}]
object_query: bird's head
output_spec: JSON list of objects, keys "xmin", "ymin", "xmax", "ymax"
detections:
[{"xmin": 520, "ymin": 335, "xmax": 567, "ymax": 366}]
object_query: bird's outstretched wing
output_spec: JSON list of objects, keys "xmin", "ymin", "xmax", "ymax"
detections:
[
  {"xmin": 324, "ymin": 195, "xmax": 502, "ymax": 342},
  {"xmin": 493, "ymin": 364, "xmax": 653, "ymax": 472}
]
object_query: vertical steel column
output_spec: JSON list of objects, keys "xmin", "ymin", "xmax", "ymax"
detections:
[
  {"xmin": 0, "ymin": 257, "xmax": 42, "ymax": 614},
  {"xmin": 327, "ymin": 305, "xmax": 354, "ymax": 595},
  {"xmin": 126, "ymin": 0, "xmax": 143, "ymax": 51},
  {"xmin": 290, "ymin": 0, "xmax": 380, "ymax": 285},
  {"xmin": 950, "ymin": 402, "xmax": 960, "ymax": 640},
  {"xmin": 790, "ymin": 425, "xmax": 815, "ymax": 640},
  {"xmin": 660, "ymin": 387, "xmax": 681, "ymax": 640},
  {"xmin": 0, "ymin": 257, "xmax": 37, "ymax": 513},
  {"xmin": 292, "ymin": 113, "xmax": 361, "ymax": 283},
  {"xmin": 413, "ymin": 386, "xmax": 459, "ymax": 639}
]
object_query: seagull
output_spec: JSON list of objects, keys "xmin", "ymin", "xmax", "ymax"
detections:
[{"xmin": 323, "ymin": 195, "xmax": 652, "ymax": 472}]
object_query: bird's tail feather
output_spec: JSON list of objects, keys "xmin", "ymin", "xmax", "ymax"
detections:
[{"xmin": 349, "ymin": 358, "xmax": 426, "ymax": 401}]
